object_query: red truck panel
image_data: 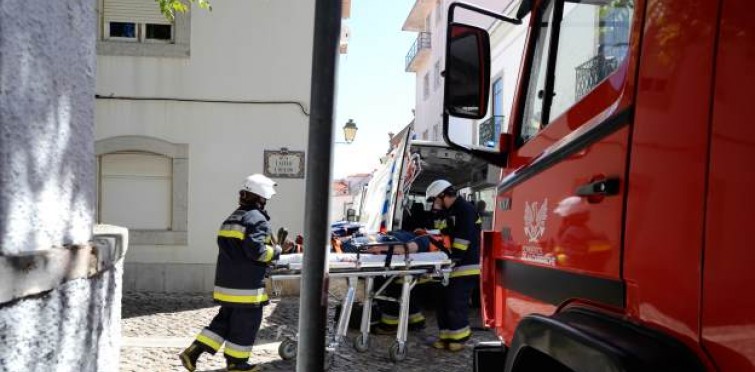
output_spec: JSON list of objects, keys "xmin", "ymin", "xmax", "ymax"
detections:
[
  {"xmin": 624, "ymin": 0, "xmax": 719, "ymax": 359},
  {"xmin": 701, "ymin": 0, "xmax": 755, "ymax": 369}
]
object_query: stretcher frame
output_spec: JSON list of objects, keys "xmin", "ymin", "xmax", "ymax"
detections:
[{"xmin": 268, "ymin": 249, "xmax": 452, "ymax": 365}]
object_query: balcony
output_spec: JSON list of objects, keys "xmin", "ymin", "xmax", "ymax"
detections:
[
  {"xmin": 478, "ymin": 116, "xmax": 505, "ymax": 148},
  {"xmin": 575, "ymin": 54, "xmax": 618, "ymax": 100},
  {"xmin": 402, "ymin": 0, "xmax": 436, "ymax": 31},
  {"xmin": 405, "ymin": 32, "xmax": 432, "ymax": 72}
]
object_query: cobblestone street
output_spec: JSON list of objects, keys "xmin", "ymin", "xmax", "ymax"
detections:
[{"xmin": 120, "ymin": 290, "xmax": 496, "ymax": 371}]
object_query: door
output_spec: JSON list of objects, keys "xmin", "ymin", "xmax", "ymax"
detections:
[
  {"xmin": 490, "ymin": 0, "xmax": 638, "ymax": 342},
  {"xmin": 702, "ymin": 0, "xmax": 755, "ymax": 368}
]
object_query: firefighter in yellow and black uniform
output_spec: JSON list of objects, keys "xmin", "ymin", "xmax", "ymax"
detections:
[
  {"xmin": 179, "ymin": 174, "xmax": 281, "ymax": 372},
  {"xmin": 425, "ymin": 179, "xmax": 482, "ymax": 352}
]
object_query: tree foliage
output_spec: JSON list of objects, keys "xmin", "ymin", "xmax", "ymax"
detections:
[{"xmin": 155, "ymin": 0, "xmax": 211, "ymax": 21}]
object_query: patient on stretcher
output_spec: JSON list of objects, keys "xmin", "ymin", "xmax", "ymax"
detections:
[{"xmin": 339, "ymin": 230, "xmax": 431, "ymax": 255}]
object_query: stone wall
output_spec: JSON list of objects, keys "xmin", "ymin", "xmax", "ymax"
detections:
[
  {"xmin": 0, "ymin": 1, "xmax": 127, "ymax": 371},
  {"xmin": 0, "ymin": 0, "xmax": 96, "ymax": 255},
  {"xmin": 0, "ymin": 262, "xmax": 123, "ymax": 371}
]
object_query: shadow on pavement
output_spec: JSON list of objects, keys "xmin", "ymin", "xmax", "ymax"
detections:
[{"xmin": 122, "ymin": 291, "xmax": 217, "ymax": 319}]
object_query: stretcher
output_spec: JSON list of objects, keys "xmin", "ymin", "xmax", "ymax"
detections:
[{"xmin": 268, "ymin": 249, "xmax": 453, "ymax": 366}]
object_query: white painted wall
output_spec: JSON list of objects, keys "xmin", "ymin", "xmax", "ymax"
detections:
[
  {"xmin": 409, "ymin": 0, "xmax": 514, "ymax": 142},
  {"xmin": 95, "ymin": 0, "xmax": 316, "ymax": 289},
  {"xmin": 486, "ymin": 13, "xmax": 529, "ymax": 136},
  {"xmin": 330, "ymin": 195, "xmax": 353, "ymax": 223}
]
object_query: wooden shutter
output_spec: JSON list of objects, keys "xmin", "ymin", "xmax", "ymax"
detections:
[{"xmin": 104, "ymin": 0, "xmax": 171, "ymax": 25}]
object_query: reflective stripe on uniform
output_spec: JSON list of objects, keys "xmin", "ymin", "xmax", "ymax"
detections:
[
  {"xmin": 195, "ymin": 329, "xmax": 224, "ymax": 351},
  {"xmin": 434, "ymin": 219, "xmax": 447, "ymax": 230},
  {"xmin": 440, "ymin": 326, "xmax": 471, "ymax": 340},
  {"xmin": 381, "ymin": 313, "xmax": 399, "ymax": 325},
  {"xmin": 213, "ymin": 286, "xmax": 268, "ymax": 304},
  {"xmin": 224, "ymin": 341, "xmax": 253, "ymax": 359},
  {"xmin": 259, "ymin": 245, "xmax": 275, "ymax": 263},
  {"xmin": 218, "ymin": 223, "xmax": 245, "ymax": 240},
  {"xmin": 450, "ymin": 264, "xmax": 480, "ymax": 278},
  {"xmin": 452, "ymin": 238, "xmax": 470, "ymax": 251},
  {"xmin": 409, "ymin": 312, "xmax": 426, "ymax": 324}
]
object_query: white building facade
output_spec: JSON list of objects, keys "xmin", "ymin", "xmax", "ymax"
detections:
[
  {"xmin": 403, "ymin": 0, "xmax": 523, "ymax": 148},
  {"xmin": 95, "ymin": 0, "xmax": 349, "ymax": 292}
]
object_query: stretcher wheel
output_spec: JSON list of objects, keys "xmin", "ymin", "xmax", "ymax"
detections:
[
  {"xmin": 278, "ymin": 338, "xmax": 297, "ymax": 360},
  {"xmin": 389, "ymin": 342, "xmax": 408, "ymax": 362},
  {"xmin": 353, "ymin": 334, "xmax": 370, "ymax": 352}
]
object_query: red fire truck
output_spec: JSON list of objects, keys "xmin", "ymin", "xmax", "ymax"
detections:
[{"xmin": 440, "ymin": 0, "xmax": 754, "ymax": 370}]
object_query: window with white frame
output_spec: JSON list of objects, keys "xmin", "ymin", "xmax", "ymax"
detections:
[
  {"xmin": 103, "ymin": 0, "xmax": 173, "ymax": 42},
  {"xmin": 423, "ymin": 72, "xmax": 430, "ymax": 100},
  {"xmin": 99, "ymin": 152, "xmax": 172, "ymax": 230},
  {"xmin": 434, "ymin": 60, "xmax": 442, "ymax": 91},
  {"xmin": 95, "ymin": 136, "xmax": 189, "ymax": 245},
  {"xmin": 98, "ymin": 0, "xmax": 190, "ymax": 57}
]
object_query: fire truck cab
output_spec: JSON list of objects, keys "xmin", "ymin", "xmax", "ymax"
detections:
[{"xmin": 441, "ymin": 0, "xmax": 755, "ymax": 371}]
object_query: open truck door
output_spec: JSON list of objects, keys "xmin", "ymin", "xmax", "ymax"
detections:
[{"xmin": 442, "ymin": 1, "xmax": 710, "ymax": 371}]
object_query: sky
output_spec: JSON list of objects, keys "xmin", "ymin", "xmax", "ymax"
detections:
[{"xmin": 331, "ymin": 0, "xmax": 417, "ymax": 179}]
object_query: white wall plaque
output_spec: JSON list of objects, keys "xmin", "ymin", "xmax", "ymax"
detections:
[{"xmin": 264, "ymin": 148, "xmax": 305, "ymax": 178}]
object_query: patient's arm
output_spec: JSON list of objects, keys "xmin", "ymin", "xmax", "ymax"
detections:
[{"xmin": 364, "ymin": 241, "xmax": 419, "ymax": 255}]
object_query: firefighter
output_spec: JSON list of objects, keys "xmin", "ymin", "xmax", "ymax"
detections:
[
  {"xmin": 425, "ymin": 179, "xmax": 481, "ymax": 352},
  {"xmin": 179, "ymin": 174, "xmax": 282, "ymax": 372}
]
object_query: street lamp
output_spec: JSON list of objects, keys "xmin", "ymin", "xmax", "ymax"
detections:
[{"xmin": 340, "ymin": 119, "xmax": 358, "ymax": 144}]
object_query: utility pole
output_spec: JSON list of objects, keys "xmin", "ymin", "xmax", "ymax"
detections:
[{"xmin": 297, "ymin": 0, "xmax": 342, "ymax": 370}]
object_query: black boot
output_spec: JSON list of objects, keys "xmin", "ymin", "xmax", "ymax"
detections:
[
  {"xmin": 178, "ymin": 343, "xmax": 204, "ymax": 372},
  {"xmin": 227, "ymin": 361, "xmax": 260, "ymax": 372}
]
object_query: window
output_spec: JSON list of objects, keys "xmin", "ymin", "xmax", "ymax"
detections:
[
  {"xmin": 423, "ymin": 73, "xmax": 430, "ymax": 100},
  {"xmin": 551, "ymin": 1, "xmax": 634, "ymax": 119},
  {"xmin": 426, "ymin": 13, "xmax": 432, "ymax": 31},
  {"xmin": 521, "ymin": 1, "xmax": 555, "ymax": 142},
  {"xmin": 520, "ymin": 0, "xmax": 634, "ymax": 143},
  {"xmin": 98, "ymin": 0, "xmax": 190, "ymax": 57},
  {"xmin": 480, "ymin": 77, "xmax": 505, "ymax": 148},
  {"xmin": 96, "ymin": 136, "xmax": 189, "ymax": 245},
  {"xmin": 100, "ymin": 153, "xmax": 172, "ymax": 230},
  {"xmin": 432, "ymin": 123, "xmax": 440, "ymax": 141},
  {"xmin": 145, "ymin": 24, "xmax": 173, "ymax": 41},
  {"xmin": 492, "ymin": 77, "xmax": 504, "ymax": 139},
  {"xmin": 434, "ymin": 60, "xmax": 442, "ymax": 91},
  {"xmin": 108, "ymin": 22, "xmax": 137, "ymax": 40},
  {"xmin": 422, "ymin": 130, "xmax": 429, "ymax": 140},
  {"xmin": 435, "ymin": 0, "xmax": 442, "ymax": 24},
  {"xmin": 102, "ymin": 0, "xmax": 173, "ymax": 42}
]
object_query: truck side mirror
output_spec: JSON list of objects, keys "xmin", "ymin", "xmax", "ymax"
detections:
[{"xmin": 444, "ymin": 23, "xmax": 491, "ymax": 120}]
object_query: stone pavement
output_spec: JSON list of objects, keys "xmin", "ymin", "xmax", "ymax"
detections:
[{"xmin": 120, "ymin": 290, "xmax": 496, "ymax": 371}]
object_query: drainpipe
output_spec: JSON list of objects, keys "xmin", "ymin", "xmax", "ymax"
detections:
[{"xmin": 297, "ymin": 0, "xmax": 342, "ymax": 370}]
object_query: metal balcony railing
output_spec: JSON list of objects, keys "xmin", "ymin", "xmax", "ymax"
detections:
[
  {"xmin": 478, "ymin": 115, "xmax": 505, "ymax": 148},
  {"xmin": 575, "ymin": 54, "xmax": 618, "ymax": 99},
  {"xmin": 405, "ymin": 32, "xmax": 431, "ymax": 72}
]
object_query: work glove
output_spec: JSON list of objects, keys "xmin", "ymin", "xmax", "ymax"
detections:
[{"xmin": 272, "ymin": 244, "xmax": 283, "ymax": 262}]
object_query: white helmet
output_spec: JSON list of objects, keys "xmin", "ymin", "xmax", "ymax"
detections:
[
  {"xmin": 242, "ymin": 174, "xmax": 277, "ymax": 199},
  {"xmin": 425, "ymin": 179, "xmax": 453, "ymax": 201}
]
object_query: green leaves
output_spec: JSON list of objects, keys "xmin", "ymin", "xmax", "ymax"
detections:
[{"xmin": 155, "ymin": 0, "xmax": 212, "ymax": 21}]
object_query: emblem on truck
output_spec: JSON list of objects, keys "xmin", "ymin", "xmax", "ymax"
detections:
[{"xmin": 524, "ymin": 199, "xmax": 548, "ymax": 242}]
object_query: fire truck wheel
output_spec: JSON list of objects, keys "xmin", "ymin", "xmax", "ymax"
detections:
[
  {"xmin": 353, "ymin": 334, "xmax": 370, "ymax": 352},
  {"xmin": 389, "ymin": 342, "xmax": 408, "ymax": 362},
  {"xmin": 278, "ymin": 338, "xmax": 297, "ymax": 360}
]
